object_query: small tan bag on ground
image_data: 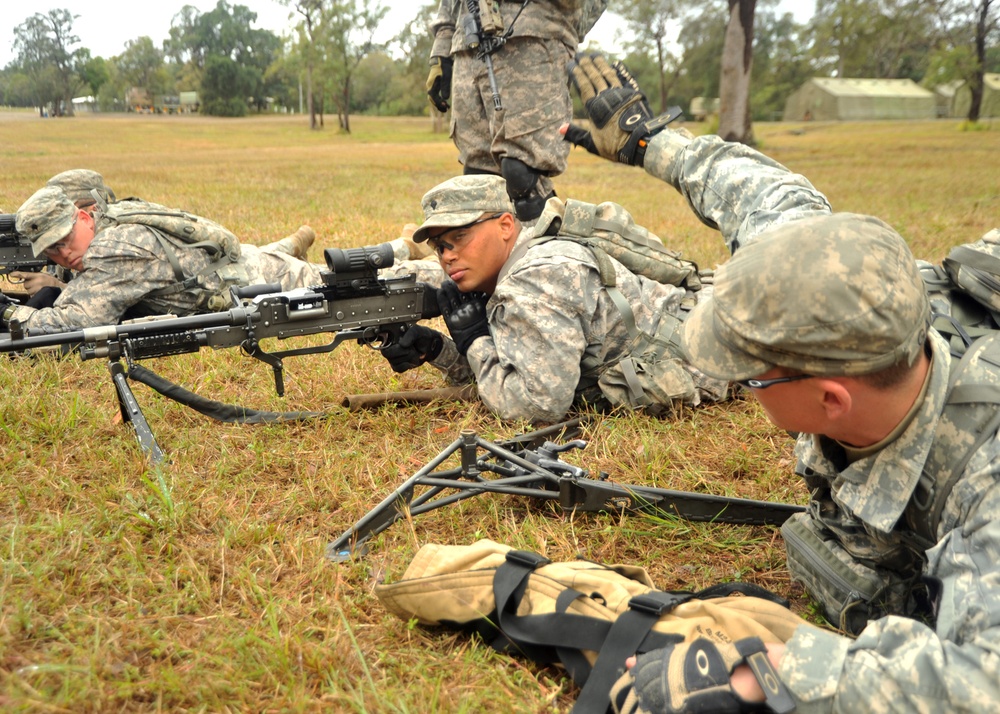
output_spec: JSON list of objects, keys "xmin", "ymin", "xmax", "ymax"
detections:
[{"xmin": 376, "ymin": 540, "xmax": 815, "ymax": 714}]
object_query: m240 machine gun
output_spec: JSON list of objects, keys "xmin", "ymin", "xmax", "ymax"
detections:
[
  {"xmin": 0, "ymin": 213, "xmax": 53, "ymax": 279},
  {"xmin": 327, "ymin": 421, "xmax": 806, "ymax": 562},
  {"xmin": 0, "ymin": 243, "xmax": 440, "ymax": 463}
]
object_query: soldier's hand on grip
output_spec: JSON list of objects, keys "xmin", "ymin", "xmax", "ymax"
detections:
[
  {"xmin": 566, "ymin": 53, "xmax": 682, "ymax": 167},
  {"xmin": 426, "ymin": 56, "xmax": 454, "ymax": 113},
  {"xmin": 381, "ymin": 325, "xmax": 444, "ymax": 373}
]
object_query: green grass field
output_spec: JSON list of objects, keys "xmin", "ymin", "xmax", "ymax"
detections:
[{"xmin": 0, "ymin": 111, "xmax": 997, "ymax": 712}]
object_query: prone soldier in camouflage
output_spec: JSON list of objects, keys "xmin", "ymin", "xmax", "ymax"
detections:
[
  {"xmin": 0, "ymin": 186, "xmax": 445, "ymax": 335},
  {"xmin": 566, "ymin": 52, "xmax": 1000, "ymax": 713},
  {"xmin": 427, "ymin": 0, "xmax": 607, "ymax": 222},
  {"xmin": 377, "ymin": 173, "xmax": 730, "ymax": 423}
]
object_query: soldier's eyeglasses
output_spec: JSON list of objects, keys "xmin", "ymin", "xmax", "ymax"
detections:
[
  {"xmin": 429, "ymin": 213, "xmax": 504, "ymax": 256},
  {"xmin": 735, "ymin": 374, "xmax": 814, "ymax": 390}
]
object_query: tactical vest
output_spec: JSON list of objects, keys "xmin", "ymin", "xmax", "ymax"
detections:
[
  {"xmin": 98, "ymin": 199, "xmax": 249, "ymax": 312},
  {"xmin": 512, "ymin": 197, "xmax": 705, "ymax": 415},
  {"xmin": 782, "ymin": 333, "xmax": 1000, "ymax": 635}
]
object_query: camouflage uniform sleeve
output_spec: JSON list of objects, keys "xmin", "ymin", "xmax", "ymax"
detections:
[
  {"xmin": 428, "ymin": 337, "xmax": 475, "ymax": 385},
  {"xmin": 12, "ymin": 226, "xmax": 171, "ymax": 334},
  {"xmin": 642, "ymin": 130, "xmax": 834, "ymax": 255},
  {"xmin": 461, "ymin": 256, "xmax": 597, "ymax": 423},
  {"xmin": 430, "ymin": 0, "xmax": 457, "ymax": 59}
]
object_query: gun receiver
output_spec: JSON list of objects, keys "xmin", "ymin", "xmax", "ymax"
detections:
[
  {"xmin": 326, "ymin": 423, "xmax": 806, "ymax": 562},
  {"xmin": 0, "ymin": 242, "xmax": 440, "ymax": 463},
  {"xmin": 1, "ymin": 213, "xmax": 53, "ymax": 277}
]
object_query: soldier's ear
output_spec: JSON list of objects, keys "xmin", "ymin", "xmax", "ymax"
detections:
[{"xmin": 498, "ymin": 212, "xmax": 518, "ymax": 242}]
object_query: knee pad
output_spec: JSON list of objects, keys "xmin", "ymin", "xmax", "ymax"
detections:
[{"xmin": 500, "ymin": 158, "xmax": 540, "ymax": 201}]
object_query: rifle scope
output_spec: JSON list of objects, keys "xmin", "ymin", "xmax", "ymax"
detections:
[{"xmin": 324, "ymin": 242, "xmax": 395, "ymax": 275}]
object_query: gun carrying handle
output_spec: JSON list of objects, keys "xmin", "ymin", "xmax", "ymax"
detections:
[{"xmin": 233, "ymin": 283, "xmax": 282, "ymax": 301}]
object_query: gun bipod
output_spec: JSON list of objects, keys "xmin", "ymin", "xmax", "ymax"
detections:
[{"xmin": 325, "ymin": 424, "xmax": 806, "ymax": 562}]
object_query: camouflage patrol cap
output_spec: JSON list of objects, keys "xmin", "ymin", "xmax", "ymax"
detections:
[
  {"xmin": 411, "ymin": 175, "xmax": 515, "ymax": 243},
  {"xmin": 46, "ymin": 169, "xmax": 116, "ymax": 206},
  {"xmin": 682, "ymin": 213, "xmax": 931, "ymax": 380},
  {"xmin": 16, "ymin": 186, "xmax": 79, "ymax": 257}
]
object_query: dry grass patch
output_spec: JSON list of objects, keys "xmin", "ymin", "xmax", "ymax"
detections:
[{"xmin": 0, "ymin": 113, "xmax": 997, "ymax": 711}]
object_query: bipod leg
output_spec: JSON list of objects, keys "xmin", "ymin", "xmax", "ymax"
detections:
[
  {"xmin": 109, "ymin": 360, "xmax": 166, "ymax": 464},
  {"xmin": 326, "ymin": 435, "xmax": 466, "ymax": 561}
]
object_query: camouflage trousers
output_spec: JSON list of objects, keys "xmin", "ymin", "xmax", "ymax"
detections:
[{"xmin": 450, "ymin": 36, "xmax": 574, "ymax": 199}]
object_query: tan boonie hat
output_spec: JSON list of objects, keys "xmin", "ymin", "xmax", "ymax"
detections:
[
  {"xmin": 682, "ymin": 213, "xmax": 931, "ymax": 380},
  {"xmin": 411, "ymin": 175, "xmax": 515, "ymax": 243},
  {"xmin": 46, "ymin": 169, "xmax": 116, "ymax": 206},
  {"xmin": 16, "ymin": 186, "xmax": 79, "ymax": 257}
]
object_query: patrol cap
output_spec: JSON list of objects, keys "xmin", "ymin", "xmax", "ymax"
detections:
[
  {"xmin": 46, "ymin": 169, "xmax": 116, "ymax": 206},
  {"xmin": 682, "ymin": 213, "xmax": 931, "ymax": 380},
  {"xmin": 16, "ymin": 186, "xmax": 79, "ymax": 257},
  {"xmin": 411, "ymin": 175, "xmax": 515, "ymax": 243}
]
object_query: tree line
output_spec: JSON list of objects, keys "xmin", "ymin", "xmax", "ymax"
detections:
[{"xmin": 1, "ymin": 0, "xmax": 996, "ymax": 134}]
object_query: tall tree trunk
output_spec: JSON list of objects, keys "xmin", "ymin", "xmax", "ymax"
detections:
[
  {"xmin": 968, "ymin": 0, "xmax": 993, "ymax": 122},
  {"xmin": 307, "ymin": 62, "xmax": 318, "ymax": 130},
  {"xmin": 718, "ymin": 0, "xmax": 756, "ymax": 145}
]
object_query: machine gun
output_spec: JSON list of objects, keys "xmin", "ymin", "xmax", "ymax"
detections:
[
  {"xmin": 326, "ymin": 421, "xmax": 806, "ymax": 562},
  {"xmin": 0, "ymin": 242, "xmax": 440, "ymax": 463},
  {"xmin": 461, "ymin": 0, "xmax": 530, "ymax": 111},
  {"xmin": 0, "ymin": 213, "xmax": 53, "ymax": 280}
]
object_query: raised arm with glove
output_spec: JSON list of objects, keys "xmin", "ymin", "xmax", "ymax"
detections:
[{"xmin": 565, "ymin": 52, "xmax": 683, "ymax": 167}]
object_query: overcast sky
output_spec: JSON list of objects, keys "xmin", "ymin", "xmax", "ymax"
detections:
[{"xmin": 1, "ymin": 0, "xmax": 814, "ymax": 70}]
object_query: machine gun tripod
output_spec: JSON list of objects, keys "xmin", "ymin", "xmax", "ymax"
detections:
[{"xmin": 327, "ymin": 420, "xmax": 805, "ymax": 561}]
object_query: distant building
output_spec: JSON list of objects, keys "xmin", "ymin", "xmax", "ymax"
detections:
[
  {"xmin": 689, "ymin": 97, "xmax": 719, "ymax": 121},
  {"xmin": 783, "ymin": 78, "xmax": 936, "ymax": 121},
  {"xmin": 952, "ymin": 73, "xmax": 1000, "ymax": 119},
  {"xmin": 932, "ymin": 80, "xmax": 963, "ymax": 118}
]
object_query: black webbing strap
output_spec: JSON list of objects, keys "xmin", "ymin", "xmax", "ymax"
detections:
[
  {"xmin": 571, "ymin": 591, "xmax": 688, "ymax": 714},
  {"xmin": 127, "ymin": 363, "xmax": 324, "ymax": 423},
  {"xmin": 491, "ymin": 551, "xmax": 694, "ymax": 714}
]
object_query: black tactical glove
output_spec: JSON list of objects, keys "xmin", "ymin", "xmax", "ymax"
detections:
[
  {"xmin": 566, "ymin": 52, "xmax": 682, "ymax": 167},
  {"xmin": 437, "ymin": 281, "xmax": 490, "ymax": 356},
  {"xmin": 381, "ymin": 324, "xmax": 445, "ymax": 373},
  {"xmin": 610, "ymin": 637, "xmax": 795, "ymax": 714},
  {"xmin": 426, "ymin": 56, "xmax": 454, "ymax": 113},
  {"xmin": 25, "ymin": 286, "xmax": 62, "ymax": 310}
]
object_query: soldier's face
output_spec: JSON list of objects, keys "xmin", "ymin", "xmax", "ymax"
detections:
[
  {"xmin": 43, "ymin": 209, "xmax": 95, "ymax": 272},
  {"xmin": 429, "ymin": 212, "xmax": 517, "ymax": 293}
]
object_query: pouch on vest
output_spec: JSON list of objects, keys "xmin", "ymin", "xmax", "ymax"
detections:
[
  {"xmin": 781, "ymin": 511, "xmax": 921, "ymax": 636},
  {"xmin": 376, "ymin": 539, "xmax": 812, "ymax": 714},
  {"xmin": 595, "ymin": 353, "xmax": 698, "ymax": 416}
]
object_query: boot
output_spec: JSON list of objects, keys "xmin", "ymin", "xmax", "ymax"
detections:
[
  {"xmin": 389, "ymin": 223, "xmax": 436, "ymax": 261},
  {"xmin": 275, "ymin": 225, "xmax": 316, "ymax": 260}
]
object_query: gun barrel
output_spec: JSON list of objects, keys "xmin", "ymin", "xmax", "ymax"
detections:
[{"xmin": 0, "ymin": 307, "xmax": 258, "ymax": 355}]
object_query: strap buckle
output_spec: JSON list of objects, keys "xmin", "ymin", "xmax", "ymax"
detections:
[{"xmin": 505, "ymin": 549, "xmax": 551, "ymax": 570}]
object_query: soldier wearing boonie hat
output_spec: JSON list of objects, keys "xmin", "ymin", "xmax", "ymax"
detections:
[
  {"xmin": 561, "ymin": 53, "xmax": 1000, "ymax": 714},
  {"xmin": 46, "ymin": 169, "xmax": 117, "ymax": 207},
  {"xmin": 379, "ymin": 172, "xmax": 730, "ymax": 422}
]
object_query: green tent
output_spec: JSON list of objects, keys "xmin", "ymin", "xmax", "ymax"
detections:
[
  {"xmin": 952, "ymin": 74, "xmax": 1000, "ymax": 118},
  {"xmin": 783, "ymin": 78, "xmax": 936, "ymax": 121}
]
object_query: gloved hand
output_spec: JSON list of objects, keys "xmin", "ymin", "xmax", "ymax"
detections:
[
  {"xmin": 25, "ymin": 285, "xmax": 63, "ymax": 310},
  {"xmin": 566, "ymin": 52, "xmax": 682, "ymax": 167},
  {"xmin": 437, "ymin": 281, "xmax": 490, "ymax": 356},
  {"xmin": 426, "ymin": 56, "xmax": 454, "ymax": 113},
  {"xmin": 609, "ymin": 637, "xmax": 795, "ymax": 714},
  {"xmin": 381, "ymin": 324, "xmax": 445, "ymax": 373}
]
